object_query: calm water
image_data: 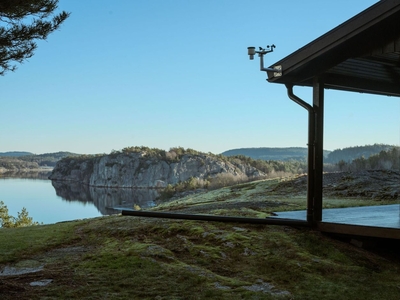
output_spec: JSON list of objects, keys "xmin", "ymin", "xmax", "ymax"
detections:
[{"xmin": 0, "ymin": 177, "xmax": 158, "ymax": 225}]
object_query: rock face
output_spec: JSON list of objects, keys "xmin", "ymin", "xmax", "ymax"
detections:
[{"xmin": 49, "ymin": 151, "xmax": 265, "ymax": 188}]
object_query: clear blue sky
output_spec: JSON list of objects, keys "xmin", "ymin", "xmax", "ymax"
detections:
[{"xmin": 1, "ymin": 0, "xmax": 398, "ymax": 155}]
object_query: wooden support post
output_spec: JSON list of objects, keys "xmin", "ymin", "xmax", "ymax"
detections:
[
  {"xmin": 306, "ymin": 104, "xmax": 315, "ymax": 223},
  {"xmin": 313, "ymin": 77, "xmax": 324, "ymax": 222}
]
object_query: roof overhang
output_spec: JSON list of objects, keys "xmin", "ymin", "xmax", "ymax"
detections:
[{"xmin": 267, "ymin": 0, "xmax": 400, "ymax": 97}]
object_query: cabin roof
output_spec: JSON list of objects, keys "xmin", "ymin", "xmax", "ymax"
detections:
[{"xmin": 267, "ymin": 0, "xmax": 400, "ymax": 97}]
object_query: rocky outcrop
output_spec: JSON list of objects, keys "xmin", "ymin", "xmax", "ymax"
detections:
[
  {"xmin": 272, "ymin": 170, "xmax": 400, "ymax": 200},
  {"xmin": 49, "ymin": 151, "xmax": 265, "ymax": 188}
]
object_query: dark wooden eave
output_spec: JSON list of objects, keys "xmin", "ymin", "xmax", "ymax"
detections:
[{"xmin": 267, "ymin": 0, "xmax": 400, "ymax": 97}]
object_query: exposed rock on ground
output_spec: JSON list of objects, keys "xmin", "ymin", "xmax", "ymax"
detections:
[{"xmin": 273, "ymin": 170, "xmax": 399, "ymax": 200}]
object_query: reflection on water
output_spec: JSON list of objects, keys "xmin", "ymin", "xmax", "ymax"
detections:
[
  {"xmin": 51, "ymin": 181, "xmax": 158, "ymax": 215},
  {"xmin": 0, "ymin": 176, "xmax": 161, "ymax": 224}
]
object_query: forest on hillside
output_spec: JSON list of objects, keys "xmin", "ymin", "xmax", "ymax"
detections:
[
  {"xmin": 221, "ymin": 147, "xmax": 310, "ymax": 161},
  {"xmin": 336, "ymin": 147, "xmax": 400, "ymax": 171},
  {"xmin": 222, "ymin": 144, "xmax": 397, "ymax": 164},
  {"xmin": 0, "ymin": 151, "xmax": 33, "ymax": 157},
  {"xmin": 324, "ymin": 144, "xmax": 396, "ymax": 163},
  {"xmin": 227, "ymin": 147, "xmax": 399, "ymax": 176},
  {"xmin": 0, "ymin": 152, "xmax": 77, "ymax": 171}
]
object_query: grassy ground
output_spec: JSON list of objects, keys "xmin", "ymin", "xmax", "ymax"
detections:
[
  {"xmin": 1, "ymin": 178, "xmax": 399, "ymax": 299},
  {"xmin": 153, "ymin": 178, "xmax": 396, "ymax": 215}
]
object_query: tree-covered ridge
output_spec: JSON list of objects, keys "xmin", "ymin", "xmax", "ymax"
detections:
[
  {"xmin": 118, "ymin": 146, "xmax": 205, "ymax": 161},
  {"xmin": 0, "ymin": 157, "xmax": 40, "ymax": 170},
  {"xmin": 222, "ymin": 144, "xmax": 398, "ymax": 164},
  {"xmin": 224, "ymin": 154, "xmax": 306, "ymax": 176},
  {"xmin": 0, "ymin": 151, "xmax": 33, "ymax": 157},
  {"xmin": 221, "ymin": 147, "xmax": 311, "ymax": 161},
  {"xmin": 0, "ymin": 151, "xmax": 78, "ymax": 170},
  {"xmin": 18, "ymin": 151, "xmax": 78, "ymax": 167},
  {"xmin": 55, "ymin": 147, "xmax": 206, "ymax": 167},
  {"xmin": 325, "ymin": 143, "xmax": 396, "ymax": 163},
  {"xmin": 337, "ymin": 147, "xmax": 400, "ymax": 171}
]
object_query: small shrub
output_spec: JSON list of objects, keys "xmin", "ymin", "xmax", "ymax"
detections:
[
  {"xmin": 158, "ymin": 177, "xmax": 209, "ymax": 200},
  {"xmin": 208, "ymin": 173, "xmax": 248, "ymax": 190},
  {"xmin": 165, "ymin": 150, "xmax": 178, "ymax": 161},
  {"xmin": 0, "ymin": 201, "xmax": 39, "ymax": 228},
  {"xmin": 159, "ymin": 184, "xmax": 176, "ymax": 200}
]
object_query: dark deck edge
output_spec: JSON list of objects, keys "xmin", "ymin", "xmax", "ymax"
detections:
[
  {"xmin": 117, "ymin": 208, "xmax": 400, "ymax": 239},
  {"xmin": 318, "ymin": 222, "xmax": 400, "ymax": 240},
  {"xmin": 120, "ymin": 209, "xmax": 311, "ymax": 227}
]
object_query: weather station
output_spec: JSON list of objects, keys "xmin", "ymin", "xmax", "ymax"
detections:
[{"xmin": 247, "ymin": 45, "xmax": 282, "ymax": 78}]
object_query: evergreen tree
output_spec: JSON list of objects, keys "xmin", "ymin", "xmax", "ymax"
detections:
[
  {"xmin": 0, "ymin": 201, "xmax": 39, "ymax": 228},
  {"xmin": 0, "ymin": 0, "xmax": 69, "ymax": 75}
]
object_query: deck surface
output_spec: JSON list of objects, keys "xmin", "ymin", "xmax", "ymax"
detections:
[
  {"xmin": 273, "ymin": 204, "xmax": 400, "ymax": 228},
  {"xmin": 272, "ymin": 204, "xmax": 400, "ymax": 239}
]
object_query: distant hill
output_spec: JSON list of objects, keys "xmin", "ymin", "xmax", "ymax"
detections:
[
  {"xmin": 0, "ymin": 151, "xmax": 33, "ymax": 157},
  {"xmin": 0, "ymin": 151, "xmax": 78, "ymax": 171},
  {"xmin": 222, "ymin": 144, "xmax": 398, "ymax": 164},
  {"xmin": 325, "ymin": 144, "xmax": 397, "ymax": 164},
  {"xmin": 18, "ymin": 152, "xmax": 79, "ymax": 167},
  {"xmin": 221, "ymin": 147, "xmax": 330, "ymax": 161}
]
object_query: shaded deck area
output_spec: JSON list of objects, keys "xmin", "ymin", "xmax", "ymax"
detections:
[
  {"xmin": 272, "ymin": 205, "xmax": 400, "ymax": 239},
  {"xmin": 255, "ymin": 0, "xmax": 400, "ymax": 239}
]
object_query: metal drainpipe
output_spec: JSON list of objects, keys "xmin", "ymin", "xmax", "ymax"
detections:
[{"xmin": 285, "ymin": 84, "xmax": 315, "ymax": 224}]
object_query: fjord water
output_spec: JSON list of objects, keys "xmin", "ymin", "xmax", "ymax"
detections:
[{"xmin": 0, "ymin": 177, "xmax": 157, "ymax": 225}]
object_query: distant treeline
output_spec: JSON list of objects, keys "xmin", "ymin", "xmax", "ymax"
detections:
[
  {"xmin": 221, "ymin": 144, "xmax": 400, "ymax": 175},
  {"xmin": 324, "ymin": 144, "xmax": 395, "ymax": 163},
  {"xmin": 228, "ymin": 147, "xmax": 399, "ymax": 175},
  {"xmin": 18, "ymin": 152, "xmax": 77, "ymax": 167},
  {"xmin": 225, "ymin": 155, "xmax": 307, "ymax": 177},
  {"xmin": 0, "ymin": 152, "xmax": 77, "ymax": 171},
  {"xmin": 0, "ymin": 151, "xmax": 33, "ymax": 157},
  {"xmin": 222, "ymin": 144, "xmax": 397, "ymax": 165},
  {"xmin": 336, "ymin": 147, "xmax": 400, "ymax": 171},
  {"xmin": 221, "ymin": 147, "xmax": 311, "ymax": 162}
]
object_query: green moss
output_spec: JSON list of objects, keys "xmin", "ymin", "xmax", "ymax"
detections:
[
  {"xmin": 0, "ymin": 221, "xmax": 81, "ymax": 263},
  {"xmin": 1, "ymin": 179, "xmax": 400, "ymax": 299}
]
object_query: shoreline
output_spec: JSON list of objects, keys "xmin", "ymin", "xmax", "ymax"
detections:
[{"xmin": 0, "ymin": 167, "xmax": 53, "ymax": 174}]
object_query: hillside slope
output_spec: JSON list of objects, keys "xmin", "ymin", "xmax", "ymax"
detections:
[{"xmin": 1, "ymin": 174, "xmax": 400, "ymax": 299}]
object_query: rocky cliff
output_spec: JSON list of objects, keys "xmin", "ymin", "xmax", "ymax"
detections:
[{"xmin": 49, "ymin": 149, "xmax": 265, "ymax": 188}]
